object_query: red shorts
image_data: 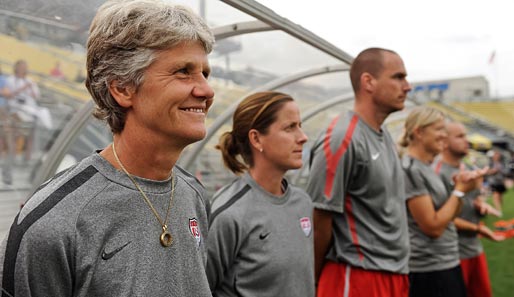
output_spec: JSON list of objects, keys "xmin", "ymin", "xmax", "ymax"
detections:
[
  {"xmin": 460, "ymin": 253, "xmax": 492, "ymax": 297},
  {"xmin": 317, "ymin": 261, "xmax": 409, "ymax": 297}
]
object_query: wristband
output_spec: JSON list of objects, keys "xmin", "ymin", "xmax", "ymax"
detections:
[{"xmin": 452, "ymin": 190, "xmax": 465, "ymax": 198}]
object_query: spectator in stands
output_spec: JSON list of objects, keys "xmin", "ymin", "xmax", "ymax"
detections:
[
  {"xmin": 206, "ymin": 91, "xmax": 314, "ymax": 297},
  {"xmin": 487, "ymin": 150, "xmax": 507, "ymax": 214},
  {"xmin": 0, "ymin": 0, "xmax": 215, "ymax": 296},
  {"xmin": 435, "ymin": 120, "xmax": 503, "ymax": 297},
  {"xmin": 399, "ymin": 107, "xmax": 487, "ymax": 297},
  {"xmin": 4, "ymin": 59, "xmax": 41, "ymax": 161},
  {"xmin": 307, "ymin": 48, "xmax": 411, "ymax": 297},
  {"xmin": 49, "ymin": 61, "xmax": 65, "ymax": 80},
  {"xmin": 5, "ymin": 60, "xmax": 40, "ymax": 107}
]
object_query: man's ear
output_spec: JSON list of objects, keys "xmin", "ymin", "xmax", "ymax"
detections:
[
  {"xmin": 362, "ymin": 72, "xmax": 375, "ymax": 93},
  {"xmin": 248, "ymin": 129, "xmax": 263, "ymax": 153},
  {"xmin": 108, "ymin": 80, "xmax": 135, "ymax": 108}
]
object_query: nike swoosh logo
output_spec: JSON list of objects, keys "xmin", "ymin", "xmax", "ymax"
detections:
[
  {"xmin": 101, "ymin": 241, "xmax": 131, "ymax": 260},
  {"xmin": 371, "ymin": 153, "xmax": 380, "ymax": 160},
  {"xmin": 259, "ymin": 232, "xmax": 271, "ymax": 240}
]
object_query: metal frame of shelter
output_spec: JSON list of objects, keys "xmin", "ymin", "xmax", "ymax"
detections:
[{"xmin": 30, "ymin": 0, "xmax": 355, "ymax": 193}]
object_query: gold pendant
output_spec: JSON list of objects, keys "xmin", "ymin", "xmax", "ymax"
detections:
[{"xmin": 160, "ymin": 226, "xmax": 173, "ymax": 247}]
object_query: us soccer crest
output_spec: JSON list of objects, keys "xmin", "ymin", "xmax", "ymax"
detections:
[
  {"xmin": 300, "ymin": 217, "xmax": 312, "ymax": 236},
  {"xmin": 189, "ymin": 218, "xmax": 201, "ymax": 246}
]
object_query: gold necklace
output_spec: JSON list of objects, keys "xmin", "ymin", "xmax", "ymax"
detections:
[{"xmin": 112, "ymin": 143, "xmax": 175, "ymax": 247}]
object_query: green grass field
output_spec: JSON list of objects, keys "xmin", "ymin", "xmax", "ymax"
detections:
[{"xmin": 481, "ymin": 188, "xmax": 514, "ymax": 297}]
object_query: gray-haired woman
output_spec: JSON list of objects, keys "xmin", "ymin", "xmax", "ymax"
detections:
[{"xmin": 0, "ymin": 1, "xmax": 215, "ymax": 296}]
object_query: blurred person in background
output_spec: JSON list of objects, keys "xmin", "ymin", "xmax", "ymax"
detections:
[
  {"xmin": 434, "ymin": 120, "xmax": 503, "ymax": 297},
  {"xmin": 0, "ymin": 0, "xmax": 215, "ymax": 296},
  {"xmin": 487, "ymin": 150, "xmax": 507, "ymax": 214},
  {"xmin": 5, "ymin": 60, "xmax": 40, "ymax": 108},
  {"xmin": 206, "ymin": 91, "xmax": 314, "ymax": 297},
  {"xmin": 307, "ymin": 48, "xmax": 411, "ymax": 297},
  {"xmin": 4, "ymin": 59, "xmax": 41, "ymax": 161},
  {"xmin": 399, "ymin": 106, "xmax": 487, "ymax": 297}
]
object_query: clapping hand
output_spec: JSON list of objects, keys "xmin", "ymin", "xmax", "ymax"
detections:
[{"xmin": 453, "ymin": 165, "xmax": 489, "ymax": 193}]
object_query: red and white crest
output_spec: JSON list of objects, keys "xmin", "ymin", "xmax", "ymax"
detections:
[
  {"xmin": 189, "ymin": 218, "xmax": 201, "ymax": 246},
  {"xmin": 300, "ymin": 217, "xmax": 312, "ymax": 236}
]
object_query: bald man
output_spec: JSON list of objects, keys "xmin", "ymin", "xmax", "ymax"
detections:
[
  {"xmin": 307, "ymin": 48, "xmax": 411, "ymax": 297},
  {"xmin": 434, "ymin": 120, "xmax": 503, "ymax": 297}
]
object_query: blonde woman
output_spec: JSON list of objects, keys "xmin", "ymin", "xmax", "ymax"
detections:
[
  {"xmin": 206, "ymin": 91, "xmax": 314, "ymax": 297},
  {"xmin": 399, "ymin": 106, "xmax": 487, "ymax": 297}
]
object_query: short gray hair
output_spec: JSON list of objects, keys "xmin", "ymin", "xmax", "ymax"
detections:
[{"xmin": 85, "ymin": 0, "xmax": 215, "ymax": 133}]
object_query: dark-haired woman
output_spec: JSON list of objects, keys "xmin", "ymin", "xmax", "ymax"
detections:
[{"xmin": 206, "ymin": 91, "xmax": 314, "ymax": 297}]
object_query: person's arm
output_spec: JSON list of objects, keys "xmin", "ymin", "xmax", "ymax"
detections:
[
  {"xmin": 453, "ymin": 218, "xmax": 505, "ymax": 241},
  {"xmin": 306, "ymin": 116, "xmax": 354, "ymax": 284},
  {"xmin": 313, "ymin": 209, "xmax": 333, "ymax": 283},
  {"xmin": 473, "ymin": 198, "xmax": 501, "ymax": 217},
  {"xmin": 7, "ymin": 79, "xmax": 39, "ymax": 100},
  {"xmin": 205, "ymin": 212, "xmax": 240, "ymax": 292},
  {"xmin": 407, "ymin": 168, "xmax": 487, "ymax": 238},
  {"xmin": 28, "ymin": 79, "xmax": 40, "ymax": 99},
  {"xmin": 6, "ymin": 83, "xmax": 29, "ymax": 99},
  {"xmin": 407, "ymin": 192, "xmax": 462, "ymax": 238},
  {"xmin": 487, "ymin": 164, "xmax": 499, "ymax": 175},
  {"xmin": 0, "ymin": 222, "xmax": 73, "ymax": 296}
]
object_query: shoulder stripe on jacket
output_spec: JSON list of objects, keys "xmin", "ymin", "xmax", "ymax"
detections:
[
  {"xmin": 1, "ymin": 165, "xmax": 98, "ymax": 297},
  {"xmin": 323, "ymin": 114, "xmax": 359, "ymax": 199},
  {"xmin": 209, "ymin": 185, "xmax": 251, "ymax": 227}
]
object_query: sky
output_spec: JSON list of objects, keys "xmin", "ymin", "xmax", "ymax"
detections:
[{"xmin": 256, "ymin": 0, "xmax": 514, "ymax": 97}]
